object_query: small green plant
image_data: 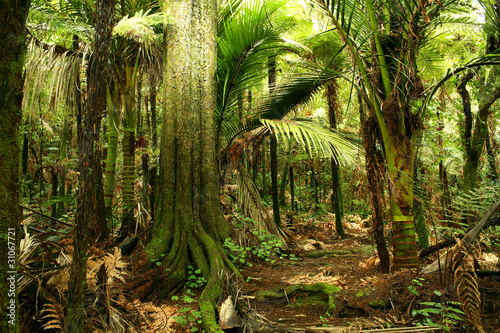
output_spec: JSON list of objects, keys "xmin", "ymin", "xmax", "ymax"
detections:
[
  {"xmin": 224, "ymin": 231, "xmax": 299, "ymax": 266},
  {"xmin": 408, "ymin": 277, "xmax": 427, "ymax": 296},
  {"xmin": 252, "ymin": 232, "xmax": 285, "ymax": 263},
  {"xmin": 412, "ymin": 291, "xmax": 464, "ymax": 331},
  {"xmin": 186, "ymin": 265, "xmax": 207, "ymax": 289},
  {"xmin": 173, "ymin": 308, "xmax": 203, "ymax": 332},
  {"xmin": 224, "ymin": 238, "xmax": 251, "ymax": 267}
]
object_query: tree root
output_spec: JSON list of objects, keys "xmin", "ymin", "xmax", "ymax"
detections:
[
  {"xmin": 254, "ymin": 283, "xmax": 386, "ymax": 318},
  {"xmin": 305, "ymin": 249, "xmax": 360, "ymax": 258}
]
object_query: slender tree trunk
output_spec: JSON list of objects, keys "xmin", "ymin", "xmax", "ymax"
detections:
[
  {"xmin": 104, "ymin": 99, "xmax": 120, "ymax": 218},
  {"xmin": 270, "ymin": 132, "xmax": 281, "ymax": 227},
  {"xmin": 261, "ymin": 141, "xmax": 268, "ymax": 197},
  {"xmin": 414, "ymin": 158, "xmax": 429, "ymax": 249},
  {"xmin": 358, "ymin": 91, "xmax": 390, "ymax": 273},
  {"xmin": 119, "ymin": 126, "xmax": 136, "ymax": 239},
  {"xmin": 150, "ymin": 77, "xmax": 158, "ymax": 148},
  {"xmin": 136, "ymin": 77, "xmax": 143, "ymax": 137},
  {"xmin": 66, "ymin": 1, "xmax": 114, "ymax": 331},
  {"xmin": 145, "ymin": 1, "xmax": 237, "ymax": 330},
  {"xmin": 326, "ymin": 81, "xmax": 345, "ymax": 237},
  {"xmin": 0, "ymin": 2, "xmax": 30, "ymax": 332},
  {"xmin": 118, "ymin": 64, "xmax": 138, "ymax": 241},
  {"xmin": 464, "ymin": 84, "xmax": 500, "ymax": 193},
  {"xmin": 290, "ymin": 166, "xmax": 295, "ymax": 211},
  {"xmin": 486, "ymin": 126, "xmax": 498, "ymax": 180},
  {"xmin": 279, "ymin": 156, "xmax": 289, "ymax": 206}
]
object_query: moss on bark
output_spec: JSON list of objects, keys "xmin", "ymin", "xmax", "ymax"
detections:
[
  {"xmin": 145, "ymin": 0, "xmax": 237, "ymax": 331},
  {"xmin": 0, "ymin": 2, "xmax": 30, "ymax": 332}
]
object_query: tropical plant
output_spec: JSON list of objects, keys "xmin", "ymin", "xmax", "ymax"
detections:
[{"xmin": 308, "ymin": 0, "xmax": 480, "ymax": 269}]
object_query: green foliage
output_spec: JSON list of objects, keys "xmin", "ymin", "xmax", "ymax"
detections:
[
  {"xmin": 186, "ymin": 265, "xmax": 207, "ymax": 289},
  {"xmin": 412, "ymin": 294, "xmax": 464, "ymax": 331},
  {"xmin": 224, "ymin": 229, "xmax": 300, "ymax": 267},
  {"xmin": 408, "ymin": 277, "xmax": 428, "ymax": 296},
  {"xmin": 172, "ymin": 308, "xmax": 203, "ymax": 332},
  {"xmin": 224, "ymin": 237, "xmax": 251, "ymax": 267}
]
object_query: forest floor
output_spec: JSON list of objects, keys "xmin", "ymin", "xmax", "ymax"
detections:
[{"xmin": 124, "ymin": 213, "xmax": 500, "ymax": 333}]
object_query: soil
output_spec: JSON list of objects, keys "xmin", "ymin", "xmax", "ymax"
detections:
[{"xmin": 125, "ymin": 215, "xmax": 500, "ymax": 333}]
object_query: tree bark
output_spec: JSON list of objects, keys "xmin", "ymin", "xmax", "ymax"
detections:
[
  {"xmin": 145, "ymin": 1, "xmax": 238, "ymax": 331},
  {"xmin": 358, "ymin": 91, "xmax": 390, "ymax": 273},
  {"xmin": 326, "ymin": 81, "xmax": 345, "ymax": 238},
  {"xmin": 150, "ymin": 76, "xmax": 158, "ymax": 148},
  {"xmin": 270, "ymin": 132, "xmax": 281, "ymax": 227},
  {"xmin": 0, "ymin": 1, "xmax": 30, "ymax": 332},
  {"xmin": 104, "ymin": 101, "xmax": 119, "ymax": 218},
  {"xmin": 65, "ymin": 1, "xmax": 114, "ymax": 331}
]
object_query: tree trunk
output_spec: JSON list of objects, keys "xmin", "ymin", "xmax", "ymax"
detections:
[
  {"xmin": 150, "ymin": 76, "xmax": 158, "ymax": 148},
  {"xmin": 118, "ymin": 64, "xmax": 138, "ymax": 241},
  {"xmin": 270, "ymin": 132, "xmax": 281, "ymax": 227},
  {"xmin": 464, "ymin": 83, "xmax": 500, "ymax": 193},
  {"xmin": 145, "ymin": 0, "xmax": 238, "ymax": 331},
  {"xmin": 358, "ymin": 91, "xmax": 390, "ymax": 273},
  {"xmin": 0, "ymin": 2, "xmax": 30, "ymax": 332},
  {"xmin": 485, "ymin": 126, "xmax": 498, "ymax": 180},
  {"xmin": 385, "ymin": 138, "xmax": 418, "ymax": 269},
  {"xmin": 65, "ymin": 1, "xmax": 114, "ymax": 331},
  {"xmin": 119, "ymin": 127, "xmax": 136, "ymax": 240},
  {"xmin": 104, "ymin": 90, "xmax": 120, "ymax": 218},
  {"xmin": 136, "ymin": 77, "xmax": 143, "ymax": 137},
  {"xmin": 290, "ymin": 166, "xmax": 295, "ymax": 211},
  {"xmin": 414, "ymin": 158, "xmax": 429, "ymax": 249},
  {"xmin": 326, "ymin": 81, "xmax": 345, "ymax": 237}
]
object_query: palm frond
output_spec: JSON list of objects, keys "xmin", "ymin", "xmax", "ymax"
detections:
[
  {"xmin": 29, "ymin": 0, "xmax": 95, "ymax": 42},
  {"xmin": 23, "ymin": 40, "xmax": 85, "ymax": 120},
  {"xmin": 235, "ymin": 164, "xmax": 286, "ymax": 244},
  {"xmin": 113, "ymin": 9, "xmax": 167, "ymax": 46},
  {"xmin": 217, "ymin": 0, "xmax": 307, "ymax": 146},
  {"xmin": 261, "ymin": 118, "xmax": 360, "ymax": 165}
]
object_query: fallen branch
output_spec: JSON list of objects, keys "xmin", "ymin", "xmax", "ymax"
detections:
[
  {"xmin": 419, "ymin": 216, "xmax": 500, "ymax": 259},
  {"xmin": 21, "ymin": 205, "xmax": 72, "ymax": 227},
  {"xmin": 422, "ymin": 199, "xmax": 500, "ymax": 274}
]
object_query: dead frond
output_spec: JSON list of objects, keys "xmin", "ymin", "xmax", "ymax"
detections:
[
  {"xmin": 452, "ymin": 246, "xmax": 485, "ymax": 333},
  {"xmin": 40, "ymin": 301, "xmax": 64, "ymax": 332}
]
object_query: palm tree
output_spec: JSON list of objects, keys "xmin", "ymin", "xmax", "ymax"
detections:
[
  {"xmin": 216, "ymin": 0, "xmax": 359, "ymax": 238},
  {"xmin": 309, "ymin": 0, "xmax": 466, "ymax": 269}
]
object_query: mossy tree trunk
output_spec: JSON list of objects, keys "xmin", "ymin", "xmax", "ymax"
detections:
[
  {"xmin": 118, "ymin": 64, "xmax": 138, "ymax": 241},
  {"xmin": 104, "ymin": 93, "xmax": 120, "ymax": 218},
  {"xmin": 0, "ymin": 1, "xmax": 30, "ymax": 332},
  {"xmin": 463, "ymin": 79, "xmax": 500, "ymax": 194},
  {"xmin": 145, "ymin": 0, "xmax": 238, "ymax": 331},
  {"xmin": 65, "ymin": 0, "xmax": 114, "ymax": 331}
]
